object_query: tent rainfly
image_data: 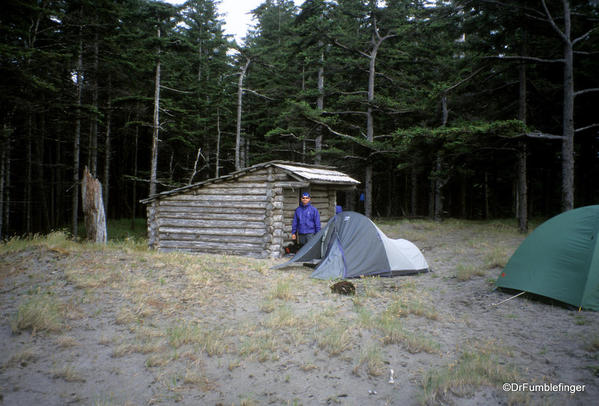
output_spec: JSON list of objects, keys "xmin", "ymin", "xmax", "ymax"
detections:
[
  {"xmin": 141, "ymin": 161, "xmax": 359, "ymax": 258},
  {"xmin": 275, "ymin": 211, "xmax": 429, "ymax": 279},
  {"xmin": 496, "ymin": 205, "xmax": 599, "ymax": 310}
]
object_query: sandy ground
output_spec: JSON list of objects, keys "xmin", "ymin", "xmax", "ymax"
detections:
[{"xmin": 1, "ymin": 220, "xmax": 598, "ymax": 406}]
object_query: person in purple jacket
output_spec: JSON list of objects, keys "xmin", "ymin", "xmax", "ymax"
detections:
[{"xmin": 291, "ymin": 192, "xmax": 321, "ymax": 247}]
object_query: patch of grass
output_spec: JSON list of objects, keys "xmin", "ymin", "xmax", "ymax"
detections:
[
  {"xmin": 0, "ymin": 231, "xmax": 76, "ymax": 255},
  {"xmin": 299, "ymin": 362, "xmax": 318, "ymax": 371},
  {"xmin": 239, "ymin": 331, "xmax": 280, "ymax": 362},
  {"xmin": 375, "ymin": 312, "xmax": 440, "ymax": 354},
  {"xmin": 166, "ymin": 321, "xmax": 228, "ymax": 356},
  {"xmin": 115, "ymin": 307, "xmax": 138, "ymax": 325},
  {"xmin": 484, "ymin": 247, "xmax": 512, "ymax": 269},
  {"xmin": 10, "ymin": 290, "xmax": 64, "ymax": 334},
  {"xmin": 455, "ymin": 263, "xmax": 486, "ymax": 281},
  {"xmin": 4, "ymin": 347, "xmax": 38, "ymax": 368},
  {"xmin": 386, "ymin": 293, "xmax": 439, "ymax": 321},
  {"xmin": 268, "ymin": 277, "xmax": 294, "ymax": 300},
  {"xmin": 584, "ymin": 334, "xmax": 599, "ymax": 352},
  {"xmin": 360, "ymin": 276, "xmax": 382, "ymax": 298},
  {"xmin": 56, "ymin": 335, "xmax": 79, "ymax": 348},
  {"xmin": 353, "ymin": 344, "xmax": 385, "ymax": 377},
  {"xmin": 65, "ymin": 263, "xmax": 123, "ymax": 289},
  {"xmin": 314, "ymin": 325, "xmax": 352, "ymax": 356},
  {"xmin": 420, "ymin": 341, "xmax": 519, "ymax": 405},
  {"xmin": 182, "ymin": 368, "xmax": 216, "ymax": 391},
  {"xmin": 105, "ymin": 218, "xmax": 147, "ymax": 241},
  {"xmin": 239, "ymin": 395, "xmax": 259, "ymax": 406},
  {"xmin": 51, "ymin": 364, "xmax": 85, "ymax": 382}
]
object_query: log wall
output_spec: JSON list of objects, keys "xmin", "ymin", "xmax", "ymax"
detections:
[{"xmin": 149, "ymin": 167, "xmax": 340, "ymax": 258}]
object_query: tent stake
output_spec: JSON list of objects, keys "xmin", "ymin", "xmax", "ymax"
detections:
[{"xmin": 491, "ymin": 291, "xmax": 526, "ymax": 306}]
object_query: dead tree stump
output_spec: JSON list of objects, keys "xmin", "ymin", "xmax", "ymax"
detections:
[{"xmin": 81, "ymin": 166, "xmax": 107, "ymax": 243}]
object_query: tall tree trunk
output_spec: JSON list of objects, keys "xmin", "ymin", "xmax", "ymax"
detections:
[
  {"xmin": 433, "ymin": 154, "xmax": 445, "ymax": 222},
  {"xmin": 37, "ymin": 111, "xmax": 50, "ymax": 232},
  {"xmin": 103, "ymin": 77, "xmax": 112, "ymax": 217},
  {"xmin": 517, "ymin": 28, "xmax": 528, "ymax": 233},
  {"xmin": 363, "ymin": 25, "xmax": 395, "ymax": 218},
  {"xmin": 1, "ymin": 132, "xmax": 10, "ymax": 238},
  {"xmin": 72, "ymin": 27, "xmax": 83, "ymax": 238},
  {"xmin": 91, "ymin": 29, "xmax": 99, "ymax": 175},
  {"xmin": 410, "ymin": 167, "xmax": 418, "ymax": 217},
  {"xmin": 131, "ymin": 123, "xmax": 139, "ymax": 230},
  {"xmin": 315, "ymin": 47, "xmax": 324, "ymax": 164},
  {"xmin": 0, "ymin": 131, "xmax": 6, "ymax": 240},
  {"xmin": 148, "ymin": 27, "xmax": 161, "ymax": 249},
  {"xmin": 236, "ymin": 57, "xmax": 250, "ymax": 170},
  {"xmin": 215, "ymin": 108, "xmax": 221, "ymax": 178},
  {"xmin": 26, "ymin": 112, "xmax": 32, "ymax": 234},
  {"xmin": 560, "ymin": 0, "xmax": 575, "ymax": 211}
]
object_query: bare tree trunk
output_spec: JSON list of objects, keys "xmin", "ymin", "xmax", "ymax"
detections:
[
  {"xmin": 410, "ymin": 166, "xmax": 418, "ymax": 217},
  {"xmin": 364, "ymin": 25, "xmax": 395, "ymax": 218},
  {"xmin": 131, "ymin": 123, "xmax": 139, "ymax": 231},
  {"xmin": 315, "ymin": 47, "xmax": 324, "ymax": 164},
  {"xmin": 91, "ymin": 29, "xmax": 99, "ymax": 176},
  {"xmin": 215, "ymin": 108, "xmax": 221, "ymax": 178},
  {"xmin": 236, "ymin": 57, "xmax": 250, "ymax": 170},
  {"xmin": 0, "ymin": 131, "xmax": 6, "ymax": 240},
  {"xmin": 148, "ymin": 27, "xmax": 161, "ymax": 249},
  {"xmin": 432, "ymin": 94, "xmax": 450, "ymax": 222},
  {"xmin": 517, "ymin": 30, "xmax": 528, "ymax": 233},
  {"xmin": 560, "ymin": 0, "xmax": 575, "ymax": 211},
  {"xmin": 433, "ymin": 154, "xmax": 445, "ymax": 222},
  {"xmin": 484, "ymin": 171, "xmax": 490, "ymax": 219},
  {"xmin": 72, "ymin": 27, "xmax": 83, "ymax": 238},
  {"xmin": 103, "ymin": 77, "xmax": 112, "ymax": 216},
  {"xmin": 3, "ymin": 135, "xmax": 10, "ymax": 236},
  {"xmin": 26, "ymin": 112, "xmax": 32, "ymax": 234},
  {"xmin": 37, "ymin": 112, "xmax": 50, "ymax": 232},
  {"xmin": 81, "ymin": 166, "xmax": 106, "ymax": 243}
]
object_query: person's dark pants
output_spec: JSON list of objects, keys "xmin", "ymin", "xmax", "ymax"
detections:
[{"xmin": 298, "ymin": 233, "xmax": 314, "ymax": 247}]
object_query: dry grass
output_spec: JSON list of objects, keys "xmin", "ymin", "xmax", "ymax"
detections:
[
  {"xmin": 0, "ymin": 220, "xmax": 540, "ymax": 405},
  {"xmin": 51, "ymin": 364, "xmax": 86, "ymax": 382},
  {"xmin": 455, "ymin": 263, "xmax": 486, "ymax": 281},
  {"xmin": 353, "ymin": 344, "xmax": 385, "ymax": 377},
  {"xmin": 420, "ymin": 340, "xmax": 519, "ymax": 405},
  {"xmin": 3, "ymin": 348, "xmax": 38, "ymax": 368},
  {"xmin": 10, "ymin": 290, "xmax": 64, "ymax": 334}
]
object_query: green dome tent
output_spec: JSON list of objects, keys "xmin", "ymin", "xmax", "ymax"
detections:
[
  {"xmin": 275, "ymin": 211, "xmax": 429, "ymax": 279},
  {"xmin": 496, "ymin": 205, "xmax": 599, "ymax": 310}
]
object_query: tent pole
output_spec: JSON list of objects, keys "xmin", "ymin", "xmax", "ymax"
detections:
[{"xmin": 491, "ymin": 291, "xmax": 526, "ymax": 306}]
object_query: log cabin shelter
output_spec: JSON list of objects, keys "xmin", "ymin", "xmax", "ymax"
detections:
[{"xmin": 141, "ymin": 161, "xmax": 360, "ymax": 258}]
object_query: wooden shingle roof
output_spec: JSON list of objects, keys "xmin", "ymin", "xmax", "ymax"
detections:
[{"xmin": 141, "ymin": 161, "xmax": 360, "ymax": 204}]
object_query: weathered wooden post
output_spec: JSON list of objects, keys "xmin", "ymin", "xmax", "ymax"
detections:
[{"xmin": 81, "ymin": 166, "xmax": 107, "ymax": 243}]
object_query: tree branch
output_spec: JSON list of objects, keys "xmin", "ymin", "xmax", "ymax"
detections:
[
  {"xmin": 306, "ymin": 117, "xmax": 374, "ymax": 149},
  {"xmin": 541, "ymin": 0, "xmax": 569, "ymax": 43},
  {"xmin": 524, "ymin": 131, "xmax": 562, "ymax": 140},
  {"xmin": 323, "ymin": 110, "xmax": 368, "ymax": 116},
  {"xmin": 492, "ymin": 55, "xmax": 565, "ymax": 63},
  {"xmin": 242, "ymin": 88, "xmax": 275, "ymax": 101},
  {"xmin": 333, "ymin": 39, "xmax": 370, "ymax": 59},
  {"xmin": 575, "ymin": 123, "xmax": 599, "ymax": 133},
  {"xmin": 573, "ymin": 27, "xmax": 598, "ymax": 45},
  {"xmin": 443, "ymin": 65, "xmax": 488, "ymax": 93},
  {"xmin": 574, "ymin": 88, "xmax": 599, "ymax": 97},
  {"xmin": 160, "ymin": 85, "xmax": 192, "ymax": 94}
]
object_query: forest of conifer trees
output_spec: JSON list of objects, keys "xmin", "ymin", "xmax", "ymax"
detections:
[{"xmin": 1, "ymin": 0, "xmax": 598, "ymax": 239}]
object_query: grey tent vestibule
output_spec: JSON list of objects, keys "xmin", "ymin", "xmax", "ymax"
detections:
[{"xmin": 275, "ymin": 211, "xmax": 429, "ymax": 279}]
